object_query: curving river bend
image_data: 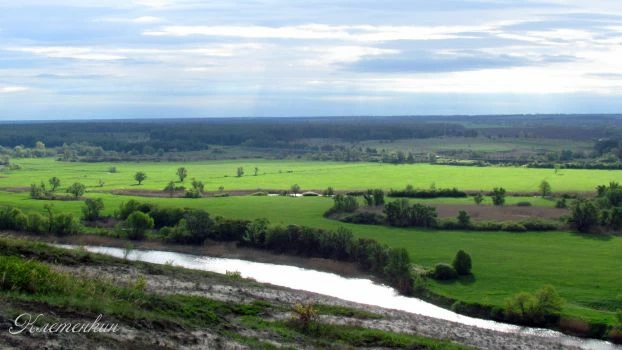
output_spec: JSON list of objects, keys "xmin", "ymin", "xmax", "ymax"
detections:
[{"xmin": 58, "ymin": 245, "xmax": 620, "ymax": 350}]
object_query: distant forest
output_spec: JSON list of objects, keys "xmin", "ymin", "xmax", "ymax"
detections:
[{"xmin": 0, "ymin": 115, "xmax": 621, "ymax": 166}]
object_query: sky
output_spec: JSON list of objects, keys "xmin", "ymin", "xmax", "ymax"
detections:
[{"xmin": 1, "ymin": 0, "xmax": 622, "ymax": 120}]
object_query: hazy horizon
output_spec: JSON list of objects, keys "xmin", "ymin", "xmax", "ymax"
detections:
[{"xmin": 2, "ymin": 1, "xmax": 622, "ymax": 119}]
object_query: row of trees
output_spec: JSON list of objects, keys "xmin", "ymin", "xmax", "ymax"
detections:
[
  {"xmin": 0, "ymin": 205, "xmax": 79, "ymax": 236},
  {"xmin": 111, "ymin": 199, "xmax": 415, "ymax": 294}
]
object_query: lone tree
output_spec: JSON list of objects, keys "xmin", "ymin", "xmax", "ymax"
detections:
[
  {"xmin": 82, "ymin": 198, "xmax": 104, "ymax": 221},
  {"xmin": 291, "ymin": 184, "xmax": 301, "ymax": 196},
  {"xmin": 457, "ymin": 210, "xmax": 471, "ymax": 228},
  {"xmin": 254, "ymin": 167, "xmax": 259, "ymax": 176},
  {"xmin": 176, "ymin": 167, "xmax": 188, "ymax": 182},
  {"xmin": 473, "ymin": 192, "xmax": 484, "ymax": 205},
  {"xmin": 134, "ymin": 171, "xmax": 147, "ymax": 185},
  {"xmin": 164, "ymin": 181, "xmax": 176, "ymax": 197},
  {"xmin": 491, "ymin": 187, "xmax": 506, "ymax": 206},
  {"xmin": 66, "ymin": 182, "xmax": 86, "ymax": 198},
  {"xmin": 125, "ymin": 211, "xmax": 154, "ymax": 240},
  {"xmin": 236, "ymin": 167, "xmax": 244, "ymax": 177},
  {"xmin": 48, "ymin": 177, "xmax": 61, "ymax": 192},
  {"xmin": 539, "ymin": 180, "xmax": 552, "ymax": 197},
  {"xmin": 452, "ymin": 249, "xmax": 472, "ymax": 275}
]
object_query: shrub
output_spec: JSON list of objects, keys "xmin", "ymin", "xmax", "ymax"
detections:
[
  {"xmin": 290, "ymin": 303, "xmax": 319, "ymax": 331},
  {"xmin": 452, "ymin": 250, "xmax": 472, "ymax": 275},
  {"xmin": 491, "ymin": 187, "xmax": 506, "ymax": 206},
  {"xmin": 516, "ymin": 201, "xmax": 532, "ymax": 207},
  {"xmin": 0, "ymin": 256, "xmax": 67, "ymax": 294},
  {"xmin": 52, "ymin": 213, "xmax": 79, "ymax": 236},
  {"xmin": 323, "ymin": 187, "xmax": 335, "ymax": 196},
  {"xmin": 82, "ymin": 198, "xmax": 104, "ymax": 221},
  {"xmin": 520, "ymin": 219, "xmax": 559, "ymax": 231},
  {"xmin": 26, "ymin": 213, "xmax": 48, "ymax": 234},
  {"xmin": 66, "ymin": 182, "xmax": 86, "ymax": 198},
  {"xmin": 340, "ymin": 212, "xmax": 385, "ymax": 225},
  {"xmin": 473, "ymin": 192, "xmax": 484, "ymax": 205},
  {"xmin": 504, "ymin": 285, "xmax": 564, "ymax": 325},
  {"xmin": 388, "ymin": 187, "xmax": 467, "ymax": 198},
  {"xmin": 125, "ymin": 211, "xmax": 154, "ymax": 240},
  {"xmin": 555, "ymin": 198, "xmax": 568, "ymax": 209},
  {"xmin": 457, "ymin": 210, "xmax": 470, "ymax": 228},
  {"xmin": 149, "ymin": 206, "xmax": 186, "ymax": 229},
  {"xmin": 501, "ymin": 222, "xmax": 527, "ymax": 232},
  {"xmin": 432, "ymin": 263, "xmax": 458, "ymax": 280},
  {"xmin": 569, "ymin": 199, "xmax": 598, "ymax": 233}
]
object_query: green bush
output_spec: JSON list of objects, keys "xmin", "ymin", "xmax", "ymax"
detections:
[
  {"xmin": 0, "ymin": 255, "xmax": 68, "ymax": 294},
  {"xmin": 51, "ymin": 213, "xmax": 79, "ymax": 236},
  {"xmin": 504, "ymin": 285, "xmax": 564, "ymax": 325},
  {"xmin": 82, "ymin": 198, "xmax": 104, "ymax": 221},
  {"xmin": 26, "ymin": 213, "xmax": 48, "ymax": 234},
  {"xmin": 501, "ymin": 222, "xmax": 527, "ymax": 232},
  {"xmin": 516, "ymin": 201, "xmax": 532, "ymax": 207},
  {"xmin": 125, "ymin": 211, "xmax": 154, "ymax": 240},
  {"xmin": 432, "ymin": 263, "xmax": 458, "ymax": 280},
  {"xmin": 520, "ymin": 219, "xmax": 559, "ymax": 231},
  {"xmin": 452, "ymin": 250, "xmax": 472, "ymax": 275}
]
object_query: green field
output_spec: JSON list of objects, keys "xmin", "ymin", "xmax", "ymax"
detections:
[
  {"xmin": 0, "ymin": 188, "xmax": 620, "ymax": 325},
  {"xmin": 1, "ymin": 158, "xmax": 621, "ymax": 327},
  {"xmin": 1, "ymin": 158, "xmax": 619, "ymax": 193}
]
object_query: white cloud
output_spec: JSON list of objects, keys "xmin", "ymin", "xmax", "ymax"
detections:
[
  {"xmin": 0, "ymin": 86, "xmax": 29, "ymax": 93},
  {"xmin": 143, "ymin": 24, "xmax": 496, "ymax": 42},
  {"xmin": 7, "ymin": 47, "xmax": 126, "ymax": 61},
  {"xmin": 133, "ymin": 16, "xmax": 162, "ymax": 23},
  {"xmin": 300, "ymin": 46, "xmax": 399, "ymax": 66}
]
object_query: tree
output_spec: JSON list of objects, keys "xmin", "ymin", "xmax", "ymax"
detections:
[
  {"xmin": 491, "ymin": 187, "xmax": 506, "ymax": 206},
  {"xmin": 291, "ymin": 184, "xmax": 301, "ymax": 196},
  {"xmin": 254, "ymin": 167, "xmax": 259, "ymax": 176},
  {"xmin": 82, "ymin": 198, "xmax": 104, "ymax": 221},
  {"xmin": 164, "ymin": 181, "xmax": 176, "ymax": 197},
  {"xmin": 176, "ymin": 167, "xmax": 188, "ymax": 182},
  {"xmin": 372, "ymin": 189, "xmax": 385, "ymax": 206},
  {"xmin": 125, "ymin": 211, "xmax": 154, "ymax": 240},
  {"xmin": 134, "ymin": 171, "xmax": 147, "ymax": 185},
  {"xmin": 452, "ymin": 249, "xmax": 472, "ymax": 275},
  {"xmin": 457, "ymin": 210, "xmax": 471, "ymax": 228},
  {"xmin": 473, "ymin": 192, "xmax": 484, "ymax": 205},
  {"xmin": 539, "ymin": 180, "xmax": 552, "ymax": 197},
  {"xmin": 384, "ymin": 248, "xmax": 413, "ymax": 295},
  {"xmin": 48, "ymin": 177, "xmax": 61, "ymax": 192},
  {"xmin": 569, "ymin": 199, "xmax": 598, "ymax": 233},
  {"xmin": 66, "ymin": 182, "xmax": 86, "ymax": 198},
  {"xmin": 236, "ymin": 167, "xmax": 244, "ymax": 177}
]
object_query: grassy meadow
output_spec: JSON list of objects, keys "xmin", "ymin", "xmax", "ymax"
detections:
[
  {"xmin": 1, "ymin": 158, "xmax": 621, "ymax": 193},
  {"xmin": 0, "ymin": 187, "xmax": 620, "ymax": 325}
]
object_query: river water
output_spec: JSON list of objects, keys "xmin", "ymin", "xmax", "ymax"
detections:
[{"xmin": 57, "ymin": 245, "xmax": 619, "ymax": 350}]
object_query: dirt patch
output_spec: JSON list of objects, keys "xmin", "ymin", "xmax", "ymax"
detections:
[
  {"xmin": 0, "ymin": 187, "xmax": 30, "ymax": 193},
  {"xmin": 362, "ymin": 203, "xmax": 568, "ymax": 221}
]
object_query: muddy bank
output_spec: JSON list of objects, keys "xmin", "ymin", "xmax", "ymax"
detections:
[{"xmin": 1, "ymin": 232, "xmax": 362, "ymax": 278}]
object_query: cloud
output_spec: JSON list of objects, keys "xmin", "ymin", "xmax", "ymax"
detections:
[
  {"xmin": 133, "ymin": 16, "xmax": 161, "ymax": 23},
  {"xmin": 143, "ymin": 24, "xmax": 497, "ymax": 42},
  {"xmin": 0, "ymin": 86, "xmax": 29, "ymax": 93},
  {"xmin": 7, "ymin": 47, "xmax": 126, "ymax": 61},
  {"xmin": 347, "ymin": 50, "xmax": 577, "ymax": 73}
]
